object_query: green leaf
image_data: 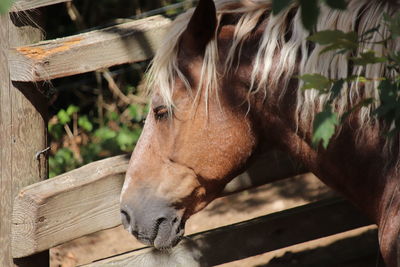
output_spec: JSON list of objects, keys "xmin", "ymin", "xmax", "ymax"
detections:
[
  {"xmin": 384, "ymin": 12, "xmax": 400, "ymax": 38},
  {"xmin": 351, "ymin": 51, "xmax": 387, "ymax": 66},
  {"xmin": 329, "ymin": 79, "xmax": 345, "ymax": 102},
  {"xmin": 324, "ymin": 0, "xmax": 347, "ymax": 10},
  {"xmin": 308, "ymin": 30, "xmax": 358, "ymax": 54},
  {"xmin": 346, "ymin": 75, "xmax": 369, "ymax": 83},
  {"xmin": 390, "ymin": 51, "xmax": 400, "ymax": 65},
  {"xmin": 48, "ymin": 123, "xmax": 64, "ymax": 140},
  {"xmin": 81, "ymin": 143, "xmax": 102, "ymax": 163},
  {"xmin": 319, "ymin": 44, "xmax": 342, "ymax": 54},
  {"xmin": 95, "ymin": 127, "xmax": 117, "ymax": 140},
  {"xmin": 312, "ymin": 107, "xmax": 339, "ymax": 149},
  {"xmin": 116, "ymin": 130, "xmax": 134, "ymax": 151},
  {"xmin": 360, "ymin": 26, "xmax": 380, "ymax": 41},
  {"xmin": 78, "ymin": 116, "xmax": 93, "ymax": 132},
  {"xmin": 106, "ymin": 111, "xmax": 119, "ymax": 121},
  {"xmin": 0, "ymin": 0, "xmax": 14, "ymax": 14},
  {"xmin": 128, "ymin": 104, "xmax": 138, "ymax": 120},
  {"xmin": 373, "ymin": 80, "xmax": 400, "ymax": 136},
  {"xmin": 116, "ymin": 127, "xmax": 141, "ymax": 151},
  {"xmin": 299, "ymin": 74, "xmax": 332, "ymax": 91},
  {"xmin": 128, "ymin": 104, "xmax": 145, "ymax": 122},
  {"xmin": 66, "ymin": 105, "xmax": 79, "ymax": 116},
  {"xmin": 49, "ymin": 148, "xmax": 77, "ymax": 177},
  {"xmin": 57, "ymin": 109, "xmax": 70, "ymax": 125},
  {"xmin": 299, "ymin": 0, "xmax": 319, "ymax": 31},
  {"xmin": 272, "ymin": 0, "xmax": 293, "ymax": 15},
  {"xmin": 308, "ymin": 30, "xmax": 348, "ymax": 45}
]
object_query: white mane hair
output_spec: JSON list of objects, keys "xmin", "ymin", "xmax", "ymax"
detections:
[{"xmin": 146, "ymin": 0, "xmax": 399, "ymax": 157}]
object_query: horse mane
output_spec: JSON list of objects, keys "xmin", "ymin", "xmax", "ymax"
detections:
[{"xmin": 146, "ymin": 0, "xmax": 399, "ymax": 157}]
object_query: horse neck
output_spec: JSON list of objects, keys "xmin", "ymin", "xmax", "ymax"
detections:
[
  {"xmin": 215, "ymin": 4, "xmax": 399, "ymax": 264},
  {"xmin": 244, "ymin": 79, "xmax": 400, "ymax": 263},
  {"xmin": 247, "ymin": 73, "xmax": 397, "ymax": 224},
  {"xmin": 216, "ymin": 9, "xmax": 398, "ymax": 226}
]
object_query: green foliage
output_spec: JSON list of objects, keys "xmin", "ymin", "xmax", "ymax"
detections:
[
  {"xmin": 299, "ymin": 74, "xmax": 332, "ymax": 92},
  {"xmin": 48, "ymin": 123, "xmax": 64, "ymax": 140},
  {"xmin": 312, "ymin": 106, "xmax": 339, "ymax": 149},
  {"xmin": 302, "ymin": 11, "xmax": 400, "ymax": 149},
  {"xmin": 323, "ymin": 0, "xmax": 346, "ymax": 10},
  {"xmin": 49, "ymin": 148, "xmax": 77, "ymax": 178},
  {"xmin": 129, "ymin": 104, "xmax": 144, "ymax": 122},
  {"xmin": 272, "ymin": 0, "xmax": 293, "ymax": 15},
  {"xmin": 375, "ymin": 80, "xmax": 400, "ymax": 136},
  {"xmin": 66, "ymin": 105, "xmax": 80, "ymax": 115},
  {"xmin": 49, "ymin": 96, "xmax": 148, "ymax": 177},
  {"xmin": 272, "ymin": 0, "xmax": 348, "ymax": 31},
  {"xmin": 350, "ymin": 51, "xmax": 387, "ymax": 66},
  {"xmin": 116, "ymin": 126, "xmax": 142, "ymax": 151},
  {"xmin": 307, "ymin": 30, "xmax": 358, "ymax": 54},
  {"xmin": 78, "ymin": 116, "xmax": 93, "ymax": 132},
  {"xmin": 299, "ymin": 0, "xmax": 319, "ymax": 31},
  {"xmin": 330, "ymin": 79, "xmax": 345, "ymax": 101},
  {"xmin": 0, "ymin": 0, "xmax": 14, "ymax": 14},
  {"xmin": 384, "ymin": 12, "xmax": 400, "ymax": 39},
  {"xmin": 95, "ymin": 126, "xmax": 117, "ymax": 140},
  {"xmin": 57, "ymin": 109, "xmax": 71, "ymax": 125}
]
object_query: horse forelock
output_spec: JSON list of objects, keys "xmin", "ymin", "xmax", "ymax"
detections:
[
  {"xmin": 146, "ymin": 0, "xmax": 399, "ymax": 161},
  {"xmin": 145, "ymin": 0, "xmax": 267, "ymax": 110}
]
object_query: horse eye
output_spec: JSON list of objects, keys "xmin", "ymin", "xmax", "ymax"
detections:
[{"xmin": 153, "ymin": 105, "xmax": 169, "ymax": 120}]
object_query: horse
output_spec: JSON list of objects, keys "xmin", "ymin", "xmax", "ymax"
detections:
[{"xmin": 120, "ymin": 0, "xmax": 400, "ymax": 265}]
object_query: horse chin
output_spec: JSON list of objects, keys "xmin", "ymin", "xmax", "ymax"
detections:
[
  {"xmin": 153, "ymin": 219, "xmax": 185, "ymax": 250},
  {"xmin": 130, "ymin": 216, "xmax": 186, "ymax": 250},
  {"xmin": 153, "ymin": 235, "xmax": 184, "ymax": 251}
]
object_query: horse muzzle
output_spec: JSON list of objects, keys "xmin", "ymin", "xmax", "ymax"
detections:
[{"xmin": 120, "ymin": 199, "xmax": 185, "ymax": 249}]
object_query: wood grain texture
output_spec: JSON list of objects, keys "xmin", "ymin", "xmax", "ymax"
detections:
[
  {"xmin": 83, "ymin": 198, "xmax": 372, "ymax": 267},
  {"xmin": 11, "ymin": 0, "xmax": 71, "ymax": 12},
  {"xmin": 11, "ymin": 151, "xmax": 303, "ymax": 258},
  {"xmin": 0, "ymin": 14, "xmax": 13, "ymax": 267},
  {"xmin": 8, "ymin": 15, "xmax": 171, "ymax": 82},
  {"xmin": 11, "ymin": 155, "xmax": 129, "ymax": 258},
  {"xmin": 0, "ymin": 12, "xmax": 48, "ymax": 267}
]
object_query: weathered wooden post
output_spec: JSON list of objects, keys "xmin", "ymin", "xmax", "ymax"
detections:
[{"xmin": 0, "ymin": 8, "xmax": 49, "ymax": 267}]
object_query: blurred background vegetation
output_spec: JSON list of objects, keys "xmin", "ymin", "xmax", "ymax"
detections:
[{"xmin": 43, "ymin": 0, "xmax": 193, "ymax": 177}]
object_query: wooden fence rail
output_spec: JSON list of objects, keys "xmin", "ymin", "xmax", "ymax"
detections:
[
  {"xmin": 11, "ymin": 151, "xmax": 303, "ymax": 258},
  {"xmin": 9, "ymin": 15, "xmax": 171, "ymax": 82},
  {"xmin": 82, "ymin": 198, "xmax": 371, "ymax": 267}
]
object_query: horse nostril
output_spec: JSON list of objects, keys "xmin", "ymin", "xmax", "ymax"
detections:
[
  {"xmin": 155, "ymin": 217, "xmax": 166, "ymax": 228},
  {"xmin": 120, "ymin": 209, "xmax": 131, "ymax": 229},
  {"xmin": 152, "ymin": 217, "xmax": 166, "ymax": 237}
]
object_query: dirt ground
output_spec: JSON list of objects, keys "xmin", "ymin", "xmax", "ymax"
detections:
[{"xmin": 50, "ymin": 173, "xmax": 381, "ymax": 267}]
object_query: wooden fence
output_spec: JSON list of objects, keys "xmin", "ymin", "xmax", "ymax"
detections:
[{"xmin": 1, "ymin": 1, "xmax": 373, "ymax": 266}]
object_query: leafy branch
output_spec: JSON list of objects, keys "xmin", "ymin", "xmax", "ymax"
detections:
[
  {"xmin": 297, "ymin": 11, "xmax": 400, "ymax": 149},
  {"xmin": 272, "ymin": 0, "xmax": 347, "ymax": 31}
]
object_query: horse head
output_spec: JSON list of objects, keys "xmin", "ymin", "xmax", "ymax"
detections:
[
  {"xmin": 120, "ymin": 0, "xmax": 260, "ymax": 249},
  {"xmin": 120, "ymin": 1, "xmax": 400, "ymax": 265}
]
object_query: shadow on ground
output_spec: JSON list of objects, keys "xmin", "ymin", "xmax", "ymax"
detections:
[
  {"xmin": 256, "ymin": 229, "xmax": 382, "ymax": 267},
  {"xmin": 207, "ymin": 173, "xmax": 337, "ymax": 216}
]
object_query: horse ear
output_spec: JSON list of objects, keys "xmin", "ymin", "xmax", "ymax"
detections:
[{"xmin": 180, "ymin": 0, "xmax": 217, "ymax": 55}]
